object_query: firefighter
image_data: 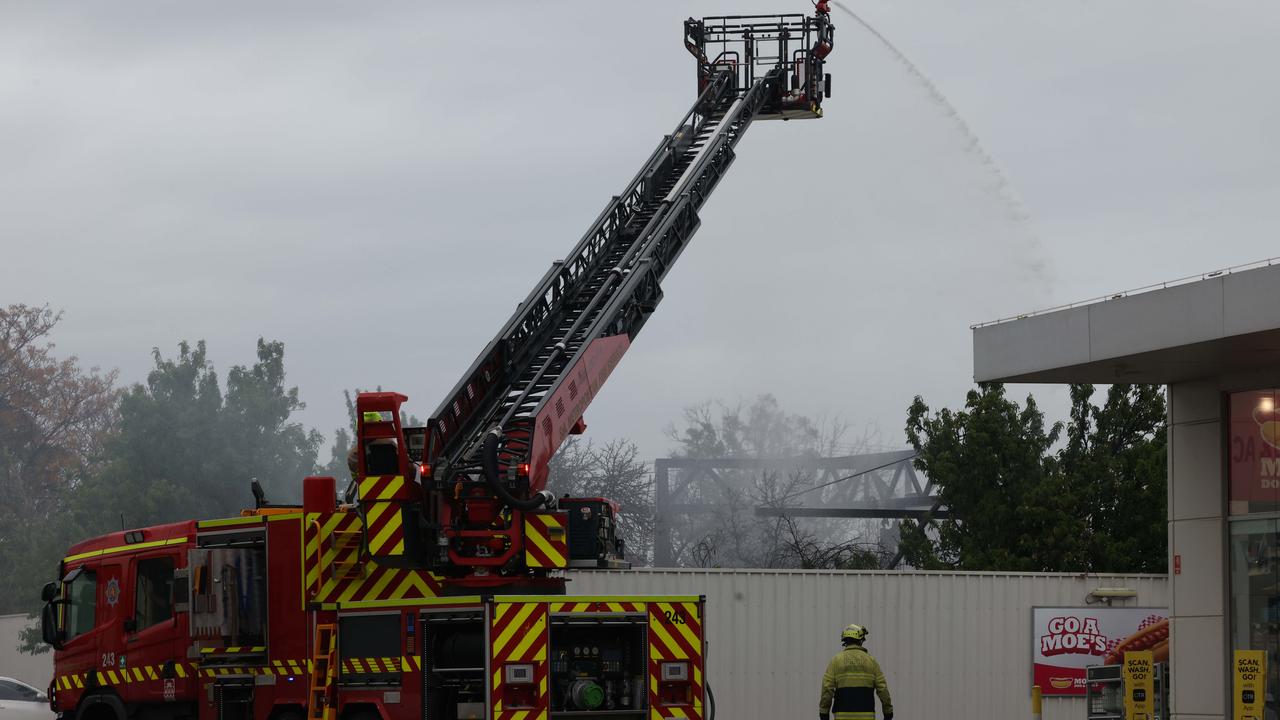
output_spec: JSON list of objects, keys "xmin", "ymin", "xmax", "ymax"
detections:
[{"xmin": 818, "ymin": 623, "xmax": 893, "ymax": 720}]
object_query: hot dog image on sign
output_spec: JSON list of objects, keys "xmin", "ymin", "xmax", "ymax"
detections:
[
  {"xmin": 1032, "ymin": 607, "xmax": 1169, "ymax": 696},
  {"xmin": 1229, "ymin": 389, "xmax": 1280, "ymax": 514}
]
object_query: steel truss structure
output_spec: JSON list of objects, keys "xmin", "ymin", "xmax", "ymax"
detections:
[{"xmin": 653, "ymin": 451, "xmax": 946, "ymax": 568}]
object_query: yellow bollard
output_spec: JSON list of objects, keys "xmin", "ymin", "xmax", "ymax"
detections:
[{"xmin": 1031, "ymin": 685, "xmax": 1042, "ymax": 720}]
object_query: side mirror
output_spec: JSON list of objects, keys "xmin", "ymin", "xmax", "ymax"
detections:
[
  {"xmin": 41, "ymin": 582, "xmax": 58, "ymax": 603},
  {"xmin": 40, "ymin": 603, "xmax": 63, "ymax": 650}
]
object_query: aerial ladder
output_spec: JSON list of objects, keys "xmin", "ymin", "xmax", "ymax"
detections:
[{"xmin": 349, "ymin": 7, "xmax": 835, "ymax": 592}]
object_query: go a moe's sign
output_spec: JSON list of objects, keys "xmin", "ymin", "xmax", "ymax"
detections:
[{"xmin": 1032, "ymin": 607, "xmax": 1168, "ymax": 696}]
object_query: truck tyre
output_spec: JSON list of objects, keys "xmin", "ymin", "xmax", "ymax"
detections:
[{"xmin": 74, "ymin": 692, "xmax": 126, "ymax": 720}]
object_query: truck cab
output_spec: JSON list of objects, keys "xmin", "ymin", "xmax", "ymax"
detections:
[{"xmin": 41, "ymin": 521, "xmax": 195, "ymax": 720}]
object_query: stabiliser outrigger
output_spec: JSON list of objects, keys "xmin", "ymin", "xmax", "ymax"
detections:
[
  {"xmin": 40, "ymin": 8, "xmax": 833, "ymax": 720},
  {"xmin": 351, "ymin": 7, "xmax": 835, "ymax": 592}
]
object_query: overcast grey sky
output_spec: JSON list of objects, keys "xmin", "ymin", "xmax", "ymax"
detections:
[{"xmin": 4, "ymin": 0, "xmax": 1279, "ymax": 466}]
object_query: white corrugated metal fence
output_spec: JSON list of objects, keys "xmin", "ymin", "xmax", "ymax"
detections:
[{"xmin": 566, "ymin": 569, "xmax": 1168, "ymax": 720}]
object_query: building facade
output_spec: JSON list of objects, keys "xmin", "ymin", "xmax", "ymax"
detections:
[{"xmin": 974, "ymin": 259, "xmax": 1280, "ymax": 719}]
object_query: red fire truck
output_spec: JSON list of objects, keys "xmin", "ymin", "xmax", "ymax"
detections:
[
  {"xmin": 38, "ymin": 7, "xmax": 834, "ymax": 720},
  {"xmin": 42, "ymin": 494, "xmax": 708, "ymax": 720}
]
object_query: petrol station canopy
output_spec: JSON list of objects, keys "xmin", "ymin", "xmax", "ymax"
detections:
[{"xmin": 972, "ymin": 260, "xmax": 1280, "ymax": 384}]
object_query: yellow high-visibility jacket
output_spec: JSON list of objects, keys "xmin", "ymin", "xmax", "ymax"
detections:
[{"xmin": 818, "ymin": 645, "xmax": 893, "ymax": 720}]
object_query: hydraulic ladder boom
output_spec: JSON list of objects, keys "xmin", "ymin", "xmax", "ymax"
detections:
[{"xmin": 351, "ymin": 7, "xmax": 834, "ymax": 586}]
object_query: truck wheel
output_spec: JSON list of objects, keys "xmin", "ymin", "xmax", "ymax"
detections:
[{"xmin": 74, "ymin": 693, "xmax": 125, "ymax": 720}]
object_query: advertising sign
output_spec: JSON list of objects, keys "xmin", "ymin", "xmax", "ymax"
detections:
[
  {"xmin": 1124, "ymin": 651, "xmax": 1154, "ymax": 720},
  {"xmin": 1234, "ymin": 650, "xmax": 1266, "ymax": 720},
  {"xmin": 1230, "ymin": 389, "xmax": 1280, "ymax": 511},
  {"xmin": 1032, "ymin": 607, "xmax": 1168, "ymax": 696}
]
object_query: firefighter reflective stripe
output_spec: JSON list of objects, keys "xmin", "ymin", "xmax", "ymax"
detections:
[
  {"xmin": 523, "ymin": 514, "xmax": 567, "ymax": 568},
  {"xmin": 648, "ymin": 602, "xmax": 704, "ymax": 720},
  {"xmin": 819, "ymin": 646, "xmax": 892, "ymax": 718},
  {"xmin": 491, "ymin": 602, "xmax": 549, "ymax": 720}
]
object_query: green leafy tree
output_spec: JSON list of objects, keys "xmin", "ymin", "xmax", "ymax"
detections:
[
  {"xmin": 901, "ymin": 384, "xmax": 1078, "ymax": 571},
  {"xmin": 901, "ymin": 383, "xmax": 1167, "ymax": 573},
  {"xmin": 81, "ymin": 339, "xmax": 322, "ymax": 526},
  {"xmin": 1060, "ymin": 384, "xmax": 1167, "ymax": 573}
]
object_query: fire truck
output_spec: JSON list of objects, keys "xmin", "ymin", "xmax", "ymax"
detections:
[{"xmin": 38, "ymin": 7, "xmax": 834, "ymax": 720}]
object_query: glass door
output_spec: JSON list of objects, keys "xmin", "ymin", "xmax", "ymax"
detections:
[{"xmin": 1230, "ymin": 518, "xmax": 1280, "ymax": 717}]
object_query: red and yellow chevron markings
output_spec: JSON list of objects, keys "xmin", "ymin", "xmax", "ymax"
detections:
[
  {"xmin": 55, "ymin": 660, "xmax": 196, "ymax": 690},
  {"xmin": 523, "ymin": 513, "xmax": 568, "ymax": 569},
  {"xmin": 359, "ymin": 475, "xmax": 407, "ymax": 557},
  {"xmin": 339, "ymin": 656, "xmax": 418, "ymax": 675},
  {"xmin": 550, "ymin": 601, "xmax": 645, "ymax": 614},
  {"xmin": 201, "ymin": 646, "xmax": 266, "ymax": 656},
  {"xmin": 491, "ymin": 602, "xmax": 550, "ymax": 720},
  {"xmin": 303, "ymin": 511, "xmax": 442, "ymax": 604},
  {"xmin": 359, "ymin": 475, "xmax": 407, "ymax": 502},
  {"xmin": 648, "ymin": 602, "xmax": 704, "ymax": 720},
  {"xmin": 305, "ymin": 510, "xmax": 365, "ymax": 592},
  {"xmin": 53, "ymin": 654, "xmax": 421, "ymax": 692}
]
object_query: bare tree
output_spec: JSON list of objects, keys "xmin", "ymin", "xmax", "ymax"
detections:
[
  {"xmin": 662, "ymin": 395, "xmax": 890, "ymax": 569},
  {"xmin": 547, "ymin": 437, "xmax": 654, "ymax": 563}
]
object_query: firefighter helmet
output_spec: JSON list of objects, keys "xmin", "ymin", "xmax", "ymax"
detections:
[{"xmin": 841, "ymin": 624, "xmax": 869, "ymax": 644}]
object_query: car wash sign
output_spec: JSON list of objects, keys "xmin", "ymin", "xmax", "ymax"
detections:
[{"xmin": 1032, "ymin": 607, "xmax": 1168, "ymax": 696}]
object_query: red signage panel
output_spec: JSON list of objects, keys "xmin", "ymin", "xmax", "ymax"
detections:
[
  {"xmin": 1229, "ymin": 389, "xmax": 1280, "ymax": 512},
  {"xmin": 1032, "ymin": 607, "xmax": 1168, "ymax": 696}
]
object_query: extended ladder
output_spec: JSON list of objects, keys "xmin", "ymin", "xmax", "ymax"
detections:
[{"xmin": 426, "ymin": 68, "xmax": 784, "ymax": 486}]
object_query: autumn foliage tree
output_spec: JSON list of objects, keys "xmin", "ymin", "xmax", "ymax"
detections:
[{"xmin": 0, "ymin": 305, "xmax": 119, "ymax": 615}]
